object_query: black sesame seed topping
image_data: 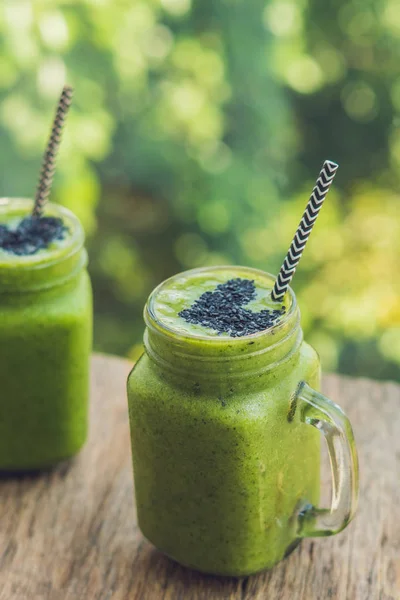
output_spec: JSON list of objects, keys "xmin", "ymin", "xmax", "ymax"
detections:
[
  {"xmin": 0, "ymin": 216, "xmax": 68, "ymax": 256},
  {"xmin": 179, "ymin": 278, "xmax": 286, "ymax": 337}
]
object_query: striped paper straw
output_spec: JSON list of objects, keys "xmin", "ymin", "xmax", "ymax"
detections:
[
  {"xmin": 271, "ymin": 160, "xmax": 339, "ymax": 302},
  {"xmin": 32, "ymin": 85, "xmax": 74, "ymax": 217}
]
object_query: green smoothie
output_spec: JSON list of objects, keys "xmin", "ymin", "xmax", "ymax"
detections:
[
  {"xmin": 128, "ymin": 266, "xmax": 322, "ymax": 575},
  {"xmin": 0, "ymin": 198, "xmax": 92, "ymax": 470}
]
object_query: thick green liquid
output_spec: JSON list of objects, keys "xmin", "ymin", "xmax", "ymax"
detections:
[
  {"xmin": 153, "ymin": 267, "xmax": 289, "ymax": 337},
  {"xmin": 0, "ymin": 200, "xmax": 92, "ymax": 470},
  {"xmin": 0, "ymin": 213, "xmax": 70, "ymax": 258},
  {"xmin": 128, "ymin": 267, "xmax": 321, "ymax": 576}
]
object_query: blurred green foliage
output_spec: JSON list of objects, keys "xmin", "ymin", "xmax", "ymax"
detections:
[{"xmin": 0, "ymin": 0, "xmax": 399, "ymax": 380}]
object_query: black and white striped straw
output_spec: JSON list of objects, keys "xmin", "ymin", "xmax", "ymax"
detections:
[
  {"xmin": 271, "ymin": 160, "xmax": 339, "ymax": 302},
  {"xmin": 32, "ymin": 85, "xmax": 74, "ymax": 217}
]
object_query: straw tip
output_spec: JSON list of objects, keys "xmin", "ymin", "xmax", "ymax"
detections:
[
  {"xmin": 324, "ymin": 159, "xmax": 339, "ymax": 172},
  {"xmin": 62, "ymin": 84, "xmax": 74, "ymax": 99}
]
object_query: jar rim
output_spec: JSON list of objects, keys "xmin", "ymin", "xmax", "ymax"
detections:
[
  {"xmin": 146, "ymin": 265, "xmax": 297, "ymax": 345},
  {"xmin": 0, "ymin": 198, "xmax": 84, "ymax": 271}
]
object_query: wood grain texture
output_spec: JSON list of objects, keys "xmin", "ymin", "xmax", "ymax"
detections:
[{"xmin": 0, "ymin": 354, "xmax": 399, "ymax": 600}]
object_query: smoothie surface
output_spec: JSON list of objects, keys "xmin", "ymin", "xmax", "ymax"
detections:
[
  {"xmin": 151, "ymin": 267, "xmax": 290, "ymax": 338},
  {"xmin": 0, "ymin": 200, "xmax": 75, "ymax": 263}
]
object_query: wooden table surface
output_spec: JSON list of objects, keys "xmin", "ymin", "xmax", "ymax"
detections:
[{"xmin": 1, "ymin": 354, "xmax": 399, "ymax": 600}]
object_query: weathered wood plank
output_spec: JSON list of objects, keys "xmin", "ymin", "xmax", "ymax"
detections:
[{"xmin": 0, "ymin": 354, "xmax": 399, "ymax": 599}]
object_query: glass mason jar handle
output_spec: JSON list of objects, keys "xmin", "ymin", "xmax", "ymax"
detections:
[{"xmin": 294, "ymin": 381, "xmax": 359, "ymax": 537}]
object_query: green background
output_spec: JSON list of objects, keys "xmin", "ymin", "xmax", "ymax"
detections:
[{"xmin": 1, "ymin": 0, "xmax": 399, "ymax": 380}]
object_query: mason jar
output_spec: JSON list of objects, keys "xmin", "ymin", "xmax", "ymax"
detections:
[
  {"xmin": 0, "ymin": 198, "xmax": 92, "ymax": 470},
  {"xmin": 127, "ymin": 266, "xmax": 358, "ymax": 576}
]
